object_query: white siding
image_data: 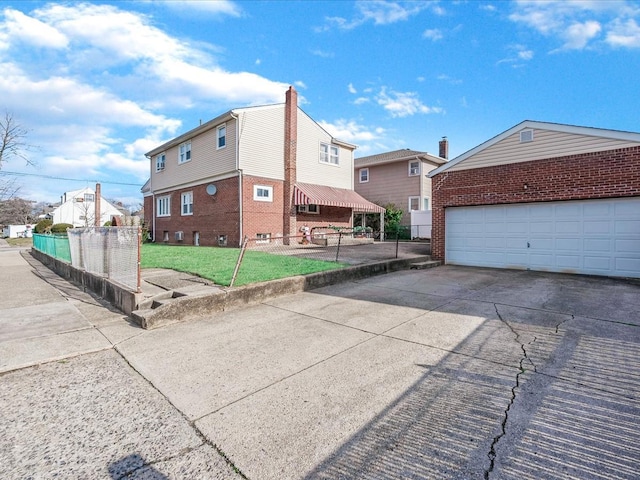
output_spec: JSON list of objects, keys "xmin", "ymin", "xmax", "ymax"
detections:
[
  {"xmin": 447, "ymin": 129, "xmax": 640, "ymax": 172},
  {"xmin": 151, "ymin": 120, "xmax": 237, "ymax": 191},
  {"xmin": 296, "ymin": 110, "xmax": 353, "ymax": 189},
  {"xmin": 237, "ymin": 106, "xmax": 285, "ymax": 180}
]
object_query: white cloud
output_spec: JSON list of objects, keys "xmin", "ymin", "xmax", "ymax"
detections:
[
  {"xmin": 376, "ymin": 88, "xmax": 443, "ymax": 117},
  {"xmin": 310, "ymin": 49, "xmax": 335, "ymax": 58},
  {"xmin": 606, "ymin": 18, "xmax": 640, "ymax": 47},
  {"xmin": 348, "ymin": 83, "xmax": 357, "ymax": 94},
  {"xmin": 1, "ymin": 8, "xmax": 68, "ymax": 48},
  {"xmin": 423, "ymin": 28, "xmax": 443, "ymax": 41},
  {"xmin": 509, "ymin": 0, "xmax": 640, "ymax": 50},
  {"xmin": 353, "ymin": 97, "xmax": 370, "ymax": 105},
  {"xmin": 157, "ymin": 0, "xmax": 242, "ymax": 17},
  {"xmin": 498, "ymin": 44, "xmax": 534, "ymax": 66},
  {"xmin": 437, "ymin": 74, "xmax": 463, "ymax": 85},
  {"xmin": 318, "ymin": 0, "xmax": 433, "ymax": 31},
  {"xmin": 317, "ymin": 119, "xmax": 384, "ymax": 144}
]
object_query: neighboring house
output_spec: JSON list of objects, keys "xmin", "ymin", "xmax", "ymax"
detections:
[
  {"xmin": 428, "ymin": 121, "xmax": 640, "ymax": 278},
  {"xmin": 143, "ymin": 86, "xmax": 384, "ymax": 247},
  {"xmin": 2, "ymin": 224, "xmax": 33, "ymax": 238},
  {"xmin": 354, "ymin": 143, "xmax": 447, "ymax": 226},
  {"xmin": 51, "ymin": 187, "xmax": 123, "ymax": 227}
]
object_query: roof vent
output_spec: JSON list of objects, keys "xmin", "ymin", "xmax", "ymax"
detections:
[{"xmin": 520, "ymin": 129, "xmax": 534, "ymax": 143}]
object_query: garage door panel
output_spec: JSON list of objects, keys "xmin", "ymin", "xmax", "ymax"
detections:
[
  {"xmin": 445, "ymin": 197, "xmax": 640, "ymax": 278},
  {"xmin": 584, "ymin": 220, "xmax": 611, "ymax": 234},
  {"xmin": 615, "ymin": 220, "xmax": 640, "ymax": 234},
  {"xmin": 556, "ymin": 221, "xmax": 581, "ymax": 234}
]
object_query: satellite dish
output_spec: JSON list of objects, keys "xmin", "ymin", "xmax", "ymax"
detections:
[{"xmin": 206, "ymin": 184, "xmax": 217, "ymax": 196}]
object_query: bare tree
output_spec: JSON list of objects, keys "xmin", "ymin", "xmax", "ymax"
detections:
[
  {"xmin": 0, "ymin": 111, "xmax": 34, "ymax": 169},
  {"xmin": 0, "ymin": 197, "xmax": 33, "ymax": 224}
]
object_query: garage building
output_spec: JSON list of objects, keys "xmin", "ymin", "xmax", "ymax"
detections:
[{"xmin": 428, "ymin": 121, "xmax": 640, "ymax": 278}]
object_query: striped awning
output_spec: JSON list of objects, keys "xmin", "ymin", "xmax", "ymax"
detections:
[{"xmin": 294, "ymin": 182, "xmax": 385, "ymax": 213}]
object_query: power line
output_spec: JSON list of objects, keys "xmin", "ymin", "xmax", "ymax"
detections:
[{"xmin": 0, "ymin": 170, "xmax": 143, "ymax": 186}]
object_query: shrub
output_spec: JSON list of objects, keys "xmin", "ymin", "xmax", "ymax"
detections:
[
  {"xmin": 51, "ymin": 223, "xmax": 73, "ymax": 234},
  {"xmin": 34, "ymin": 219, "xmax": 53, "ymax": 234}
]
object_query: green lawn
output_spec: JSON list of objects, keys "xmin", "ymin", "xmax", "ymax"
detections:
[
  {"xmin": 141, "ymin": 243, "xmax": 346, "ymax": 287},
  {"xmin": 5, "ymin": 237, "xmax": 33, "ymax": 247}
]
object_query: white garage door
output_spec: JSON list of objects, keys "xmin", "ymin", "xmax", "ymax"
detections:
[{"xmin": 445, "ymin": 197, "xmax": 640, "ymax": 278}]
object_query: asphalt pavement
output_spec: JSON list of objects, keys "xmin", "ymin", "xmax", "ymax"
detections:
[{"xmin": 1, "ymin": 241, "xmax": 639, "ymax": 479}]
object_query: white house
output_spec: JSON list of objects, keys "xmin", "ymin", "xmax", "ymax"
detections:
[{"xmin": 51, "ymin": 187, "xmax": 123, "ymax": 227}]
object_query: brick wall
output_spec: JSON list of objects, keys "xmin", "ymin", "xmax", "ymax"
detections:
[
  {"xmin": 242, "ymin": 175, "xmax": 285, "ymax": 240},
  {"xmin": 431, "ymin": 146, "xmax": 640, "ymax": 261},
  {"xmin": 153, "ymin": 176, "xmax": 241, "ymax": 247},
  {"xmin": 296, "ymin": 206, "xmax": 352, "ymax": 232}
]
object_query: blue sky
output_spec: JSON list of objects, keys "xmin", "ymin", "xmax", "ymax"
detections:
[{"xmin": 1, "ymin": 0, "xmax": 639, "ymax": 209}]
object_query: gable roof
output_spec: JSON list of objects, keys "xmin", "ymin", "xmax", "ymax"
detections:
[
  {"xmin": 355, "ymin": 149, "xmax": 446, "ymax": 168},
  {"xmin": 428, "ymin": 120, "xmax": 640, "ymax": 177}
]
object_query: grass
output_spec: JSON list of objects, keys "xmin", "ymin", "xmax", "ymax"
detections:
[
  {"xmin": 5, "ymin": 237, "xmax": 33, "ymax": 247},
  {"xmin": 141, "ymin": 243, "xmax": 346, "ymax": 287}
]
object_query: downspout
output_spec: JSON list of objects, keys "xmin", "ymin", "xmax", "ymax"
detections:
[
  {"xmin": 231, "ymin": 111, "xmax": 242, "ymax": 242},
  {"xmin": 145, "ymin": 154, "xmax": 156, "ymax": 242}
]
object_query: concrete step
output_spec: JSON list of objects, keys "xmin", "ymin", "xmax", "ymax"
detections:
[{"xmin": 410, "ymin": 260, "xmax": 441, "ymax": 270}]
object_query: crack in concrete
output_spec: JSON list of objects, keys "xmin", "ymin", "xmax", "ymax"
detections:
[
  {"xmin": 555, "ymin": 314, "xmax": 573, "ymax": 334},
  {"xmin": 484, "ymin": 304, "xmax": 537, "ymax": 480}
]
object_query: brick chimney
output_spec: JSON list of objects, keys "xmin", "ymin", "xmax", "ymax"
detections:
[
  {"xmin": 439, "ymin": 137, "xmax": 449, "ymax": 160},
  {"xmin": 95, "ymin": 183, "xmax": 101, "ymax": 226},
  {"xmin": 283, "ymin": 86, "xmax": 297, "ymax": 240}
]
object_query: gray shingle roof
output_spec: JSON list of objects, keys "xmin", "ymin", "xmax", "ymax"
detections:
[{"xmin": 354, "ymin": 149, "xmax": 446, "ymax": 168}]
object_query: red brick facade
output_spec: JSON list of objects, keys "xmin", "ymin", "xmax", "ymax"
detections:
[{"xmin": 431, "ymin": 146, "xmax": 640, "ymax": 261}]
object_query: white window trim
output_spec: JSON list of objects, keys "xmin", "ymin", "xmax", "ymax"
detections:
[
  {"xmin": 359, "ymin": 168, "xmax": 369, "ymax": 183},
  {"xmin": 408, "ymin": 160, "xmax": 420, "ymax": 177},
  {"xmin": 408, "ymin": 196, "xmax": 420, "ymax": 211},
  {"xmin": 181, "ymin": 191, "xmax": 193, "ymax": 216},
  {"xmin": 256, "ymin": 233, "xmax": 271, "ymax": 244},
  {"xmin": 155, "ymin": 153, "xmax": 166, "ymax": 172},
  {"xmin": 178, "ymin": 141, "xmax": 191, "ymax": 164},
  {"xmin": 253, "ymin": 185, "xmax": 273, "ymax": 202},
  {"xmin": 423, "ymin": 197, "xmax": 430, "ymax": 211},
  {"xmin": 320, "ymin": 142, "xmax": 339, "ymax": 165},
  {"xmin": 217, "ymin": 124, "xmax": 226, "ymax": 150},
  {"xmin": 157, "ymin": 196, "xmax": 171, "ymax": 217}
]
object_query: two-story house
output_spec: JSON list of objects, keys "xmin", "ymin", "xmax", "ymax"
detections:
[
  {"xmin": 51, "ymin": 186, "xmax": 123, "ymax": 227},
  {"xmin": 143, "ymin": 87, "xmax": 384, "ymax": 247},
  {"xmin": 354, "ymin": 141, "xmax": 448, "ymax": 226}
]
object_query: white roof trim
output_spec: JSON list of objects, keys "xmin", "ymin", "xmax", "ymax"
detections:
[{"xmin": 428, "ymin": 120, "xmax": 640, "ymax": 177}]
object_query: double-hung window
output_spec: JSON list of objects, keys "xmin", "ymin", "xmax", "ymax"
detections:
[
  {"xmin": 157, "ymin": 196, "xmax": 171, "ymax": 217},
  {"xmin": 254, "ymin": 185, "xmax": 273, "ymax": 202},
  {"xmin": 156, "ymin": 153, "xmax": 166, "ymax": 172},
  {"xmin": 217, "ymin": 124, "xmax": 226, "ymax": 149},
  {"xmin": 359, "ymin": 168, "xmax": 369, "ymax": 183},
  {"xmin": 179, "ymin": 141, "xmax": 191, "ymax": 164},
  {"xmin": 408, "ymin": 160, "xmax": 420, "ymax": 176},
  {"xmin": 181, "ymin": 192, "xmax": 193, "ymax": 215},
  {"xmin": 84, "ymin": 193, "xmax": 95, "ymax": 202},
  {"xmin": 320, "ymin": 143, "xmax": 339, "ymax": 165},
  {"xmin": 408, "ymin": 196, "xmax": 420, "ymax": 211}
]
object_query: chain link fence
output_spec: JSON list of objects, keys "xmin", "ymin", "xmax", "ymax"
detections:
[
  {"xmin": 229, "ymin": 227, "xmax": 431, "ymax": 287},
  {"xmin": 67, "ymin": 227, "xmax": 141, "ymax": 292},
  {"xmin": 32, "ymin": 234, "xmax": 72, "ymax": 263}
]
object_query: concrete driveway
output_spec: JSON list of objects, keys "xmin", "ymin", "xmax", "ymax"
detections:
[{"xmin": 1, "ymin": 246, "xmax": 639, "ymax": 479}]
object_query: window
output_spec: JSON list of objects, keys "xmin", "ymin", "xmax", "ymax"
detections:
[
  {"xmin": 520, "ymin": 129, "xmax": 534, "ymax": 143},
  {"xmin": 157, "ymin": 196, "xmax": 171, "ymax": 217},
  {"xmin": 84, "ymin": 193, "xmax": 95, "ymax": 202},
  {"xmin": 256, "ymin": 233, "xmax": 271, "ymax": 244},
  {"xmin": 254, "ymin": 185, "xmax": 273, "ymax": 202},
  {"xmin": 179, "ymin": 141, "xmax": 191, "ymax": 164},
  {"xmin": 155, "ymin": 153, "xmax": 166, "ymax": 172},
  {"xmin": 423, "ymin": 197, "xmax": 430, "ymax": 210},
  {"xmin": 298, "ymin": 204, "xmax": 320, "ymax": 214},
  {"xmin": 217, "ymin": 124, "xmax": 226, "ymax": 149},
  {"xmin": 409, "ymin": 160, "xmax": 420, "ymax": 176},
  {"xmin": 320, "ymin": 143, "xmax": 339, "ymax": 165},
  {"xmin": 181, "ymin": 192, "xmax": 193, "ymax": 215},
  {"xmin": 408, "ymin": 196, "xmax": 420, "ymax": 211},
  {"xmin": 359, "ymin": 168, "xmax": 369, "ymax": 183}
]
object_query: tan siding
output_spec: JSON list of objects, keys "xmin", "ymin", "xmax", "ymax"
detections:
[
  {"xmin": 151, "ymin": 120, "xmax": 237, "ymax": 191},
  {"xmin": 237, "ymin": 107, "xmax": 285, "ymax": 180},
  {"xmin": 355, "ymin": 162, "xmax": 420, "ymax": 223},
  {"xmin": 449, "ymin": 129, "xmax": 640, "ymax": 171},
  {"xmin": 296, "ymin": 111, "xmax": 353, "ymax": 189}
]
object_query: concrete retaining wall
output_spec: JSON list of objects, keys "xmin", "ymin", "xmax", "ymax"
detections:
[{"xmin": 30, "ymin": 248, "xmax": 142, "ymax": 315}]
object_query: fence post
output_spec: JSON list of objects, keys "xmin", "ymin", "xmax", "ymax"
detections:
[
  {"xmin": 335, "ymin": 232, "xmax": 342, "ymax": 262},
  {"xmin": 137, "ymin": 226, "xmax": 142, "ymax": 293},
  {"xmin": 395, "ymin": 228, "xmax": 400, "ymax": 258},
  {"xmin": 230, "ymin": 236, "xmax": 249, "ymax": 288}
]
